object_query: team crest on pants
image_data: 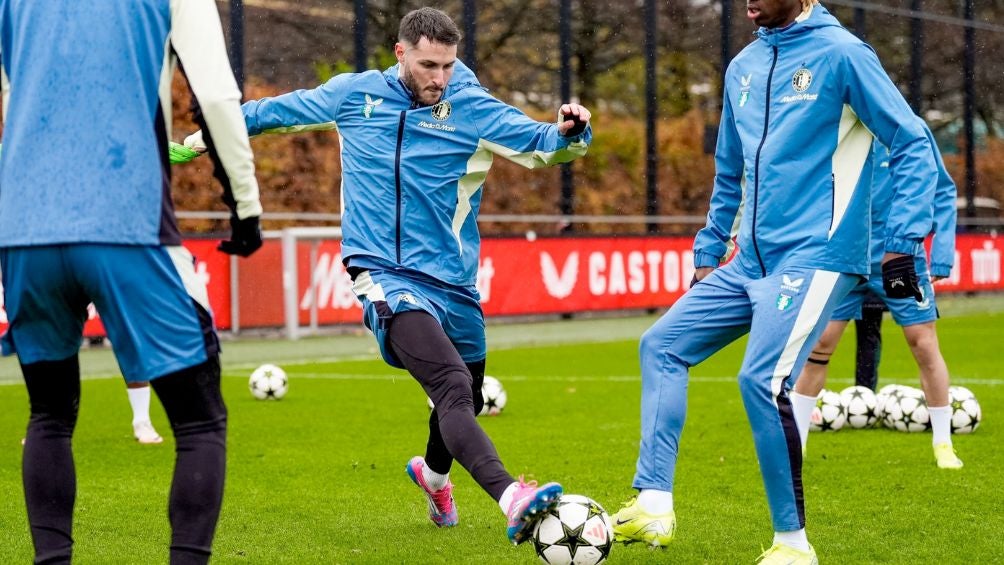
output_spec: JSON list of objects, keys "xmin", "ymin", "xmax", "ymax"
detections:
[{"xmin": 776, "ymin": 294, "xmax": 793, "ymax": 311}]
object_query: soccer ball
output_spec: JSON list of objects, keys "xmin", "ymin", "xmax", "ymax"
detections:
[
  {"xmin": 891, "ymin": 387, "xmax": 930, "ymax": 432},
  {"xmin": 532, "ymin": 494, "xmax": 613, "ymax": 565},
  {"xmin": 950, "ymin": 387, "xmax": 982, "ymax": 434},
  {"xmin": 876, "ymin": 384, "xmax": 908, "ymax": 427},
  {"xmin": 249, "ymin": 364, "xmax": 288, "ymax": 400},
  {"xmin": 425, "ymin": 375, "xmax": 507, "ymax": 416},
  {"xmin": 840, "ymin": 386, "xmax": 878, "ymax": 429},
  {"xmin": 809, "ymin": 389, "xmax": 846, "ymax": 432},
  {"xmin": 949, "ymin": 385, "xmax": 976, "ymax": 403},
  {"xmin": 480, "ymin": 375, "xmax": 507, "ymax": 416}
]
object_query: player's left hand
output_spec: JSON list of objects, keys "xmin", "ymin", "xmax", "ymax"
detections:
[
  {"xmin": 558, "ymin": 103, "xmax": 591, "ymax": 137},
  {"xmin": 218, "ymin": 215, "xmax": 263, "ymax": 257},
  {"xmin": 881, "ymin": 253, "xmax": 923, "ymax": 301}
]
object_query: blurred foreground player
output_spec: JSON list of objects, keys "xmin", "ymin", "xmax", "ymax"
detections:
[{"xmin": 0, "ymin": 1, "xmax": 262, "ymax": 562}]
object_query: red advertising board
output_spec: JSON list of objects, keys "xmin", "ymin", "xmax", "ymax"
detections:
[{"xmin": 1, "ymin": 234, "xmax": 1001, "ymax": 337}]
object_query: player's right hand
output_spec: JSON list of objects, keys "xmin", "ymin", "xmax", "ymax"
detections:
[
  {"xmin": 690, "ymin": 267, "xmax": 715, "ymax": 288},
  {"xmin": 881, "ymin": 254, "xmax": 923, "ymax": 301},
  {"xmin": 218, "ymin": 215, "xmax": 263, "ymax": 257}
]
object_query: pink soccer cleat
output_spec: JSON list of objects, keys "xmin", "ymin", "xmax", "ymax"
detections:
[{"xmin": 406, "ymin": 456, "xmax": 458, "ymax": 527}]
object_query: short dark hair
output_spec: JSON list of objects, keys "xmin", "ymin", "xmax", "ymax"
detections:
[{"xmin": 398, "ymin": 7, "xmax": 461, "ymax": 47}]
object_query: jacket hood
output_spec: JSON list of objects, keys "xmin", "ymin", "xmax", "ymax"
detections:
[
  {"xmin": 382, "ymin": 58, "xmax": 483, "ymax": 104},
  {"xmin": 756, "ymin": 3, "xmax": 843, "ymax": 46}
]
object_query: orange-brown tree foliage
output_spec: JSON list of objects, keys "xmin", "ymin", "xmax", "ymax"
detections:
[{"xmin": 171, "ymin": 72, "xmax": 1001, "ymax": 237}]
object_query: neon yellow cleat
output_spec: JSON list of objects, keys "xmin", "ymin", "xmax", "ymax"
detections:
[
  {"xmin": 756, "ymin": 543, "xmax": 818, "ymax": 565},
  {"xmin": 933, "ymin": 442, "xmax": 963, "ymax": 469},
  {"xmin": 610, "ymin": 498, "xmax": 676, "ymax": 548}
]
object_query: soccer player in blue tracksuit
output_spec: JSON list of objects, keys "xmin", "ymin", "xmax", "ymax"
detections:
[
  {"xmin": 0, "ymin": 1, "xmax": 263, "ymax": 562},
  {"xmin": 791, "ymin": 123, "xmax": 963, "ymax": 469},
  {"xmin": 611, "ymin": 1, "xmax": 937, "ymax": 563},
  {"xmin": 183, "ymin": 7, "xmax": 592, "ymax": 546}
]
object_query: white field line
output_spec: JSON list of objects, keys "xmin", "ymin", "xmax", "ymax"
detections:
[
  {"xmin": 230, "ymin": 373, "xmax": 1004, "ymax": 387},
  {"xmin": 1, "ymin": 368, "xmax": 1001, "ymax": 387}
]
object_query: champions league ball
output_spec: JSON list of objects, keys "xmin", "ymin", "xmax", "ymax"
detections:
[
  {"xmin": 890, "ymin": 387, "xmax": 930, "ymax": 433},
  {"xmin": 426, "ymin": 375, "xmax": 508, "ymax": 416},
  {"xmin": 532, "ymin": 494, "xmax": 613, "ymax": 565},
  {"xmin": 480, "ymin": 376, "xmax": 507, "ymax": 416},
  {"xmin": 809, "ymin": 389, "xmax": 847, "ymax": 432},
  {"xmin": 876, "ymin": 384, "xmax": 909, "ymax": 427},
  {"xmin": 840, "ymin": 386, "xmax": 879, "ymax": 429},
  {"xmin": 249, "ymin": 364, "xmax": 289, "ymax": 400},
  {"xmin": 949, "ymin": 386, "xmax": 982, "ymax": 434}
]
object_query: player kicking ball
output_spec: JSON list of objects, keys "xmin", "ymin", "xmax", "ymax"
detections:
[
  {"xmin": 791, "ymin": 127, "xmax": 963, "ymax": 470},
  {"xmin": 178, "ymin": 7, "xmax": 591, "ymax": 545}
]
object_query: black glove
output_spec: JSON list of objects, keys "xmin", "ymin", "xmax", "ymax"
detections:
[
  {"xmin": 218, "ymin": 215, "xmax": 262, "ymax": 257},
  {"xmin": 561, "ymin": 112, "xmax": 587, "ymax": 137},
  {"xmin": 882, "ymin": 255, "xmax": 923, "ymax": 301}
]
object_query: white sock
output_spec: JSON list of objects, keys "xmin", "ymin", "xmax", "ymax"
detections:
[
  {"xmin": 127, "ymin": 385, "xmax": 152, "ymax": 426},
  {"xmin": 499, "ymin": 481, "xmax": 519, "ymax": 513},
  {"xmin": 637, "ymin": 489, "xmax": 673, "ymax": 514},
  {"xmin": 774, "ymin": 528, "xmax": 810, "ymax": 553},
  {"xmin": 929, "ymin": 405, "xmax": 952, "ymax": 445},
  {"xmin": 791, "ymin": 391, "xmax": 818, "ymax": 451},
  {"xmin": 421, "ymin": 464, "xmax": 449, "ymax": 491}
]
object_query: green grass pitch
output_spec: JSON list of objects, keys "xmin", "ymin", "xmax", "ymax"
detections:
[{"xmin": 0, "ymin": 296, "xmax": 1002, "ymax": 563}]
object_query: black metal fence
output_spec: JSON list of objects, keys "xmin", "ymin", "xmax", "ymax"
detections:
[{"xmin": 219, "ymin": 0, "xmax": 1001, "ymax": 229}]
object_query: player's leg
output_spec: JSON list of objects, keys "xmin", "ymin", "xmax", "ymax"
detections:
[
  {"xmin": 150, "ymin": 358, "xmax": 228, "ymax": 563},
  {"xmin": 127, "ymin": 381, "xmax": 164, "ymax": 444},
  {"xmin": 406, "ymin": 359, "xmax": 485, "ymax": 529},
  {"xmin": 389, "ymin": 311, "xmax": 562, "ymax": 541},
  {"xmin": 883, "ymin": 261, "xmax": 961, "ymax": 468},
  {"xmin": 901, "ymin": 321, "xmax": 960, "ymax": 468},
  {"xmin": 75, "ymin": 245, "xmax": 225, "ymax": 562},
  {"xmin": 2, "ymin": 246, "xmax": 89, "ymax": 563},
  {"xmin": 791, "ymin": 319, "xmax": 850, "ymax": 452},
  {"xmin": 614, "ymin": 262, "xmax": 753, "ymax": 547},
  {"xmin": 742, "ymin": 269, "xmax": 858, "ymax": 561},
  {"xmin": 422, "ymin": 360, "xmax": 484, "ymax": 482},
  {"xmin": 854, "ymin": 291, "xmax": 886, "ymax": 390}
]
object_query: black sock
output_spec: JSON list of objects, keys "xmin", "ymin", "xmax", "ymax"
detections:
[
  {"xmin": 389, "ymin": 312, "xmax": 513, "ymax": 501},
  {"xmin": 22, "ymin": 356, "xmax": 81, "ymax": 565},
  {"xmin": 151, "ymin": 358, "xmax": 227, "ymax": 565}
]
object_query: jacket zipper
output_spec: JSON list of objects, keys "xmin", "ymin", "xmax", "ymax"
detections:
[
  {"xmin": 395, "ymin": 111, "xmax": 406, "ymax": 264},
  {"xmin": 751, "ymin": 45, "xmax": 778, "ymax": 278},
  {"xmin": 828, "ymin": 173, "xmax": 836, "ymax": 233}
]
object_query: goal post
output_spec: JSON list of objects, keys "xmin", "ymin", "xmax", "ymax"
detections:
[{"xmin": 280, "ymin": 226, "xmax": 343, "ymax": 340}]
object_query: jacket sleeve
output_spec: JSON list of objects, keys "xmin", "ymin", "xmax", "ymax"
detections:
[
  {"xmin": 170, "ymin": 0, "xmax": 262, "ymax": 220},
  {"xmin": 924, "ymin": 125, "xmax": 957, "ymax": 277},
  {"xmin": 464, "ymin": 90, "xmax": 591, "ymax": 168},
  {"xmin": 241, "ymin": 74, "xmax": 352, "ymax": 136},
  {"xmin": 693, "ymin": 79, "xmax": 744, "ymax": 269},
  {"xmin": 834, "ymin": 42, "xmax": 936, "ymax": 257}
]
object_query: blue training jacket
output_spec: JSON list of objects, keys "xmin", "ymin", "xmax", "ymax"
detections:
[
  {"xmin": 694, "ymin": 4, "xmax": 937, "ymax": 276},
  {"xmin": 870, "ymin": 122, "xmax": 957, "ymax": 277},
  {"xmin": 0, "ymin": 0, "xmax": 260, "ymax": 247},
  {"xmin": 238, "ymin": 60, "xmax": 591, "ymax": 287}
]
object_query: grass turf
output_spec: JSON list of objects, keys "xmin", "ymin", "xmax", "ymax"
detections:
[{"xmin": 0, "ymin": 306, "xmax": 1001, "ymax": 563}]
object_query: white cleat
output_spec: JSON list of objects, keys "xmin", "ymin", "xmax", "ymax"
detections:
[{"xmin": 133, "ymin": 421, "xmax": 164, "ymax": 445}]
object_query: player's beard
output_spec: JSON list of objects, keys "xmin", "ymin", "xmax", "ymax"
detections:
[{"xmin": 401, "ymin": 65, "xmax": 443, "ymax": 107}]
